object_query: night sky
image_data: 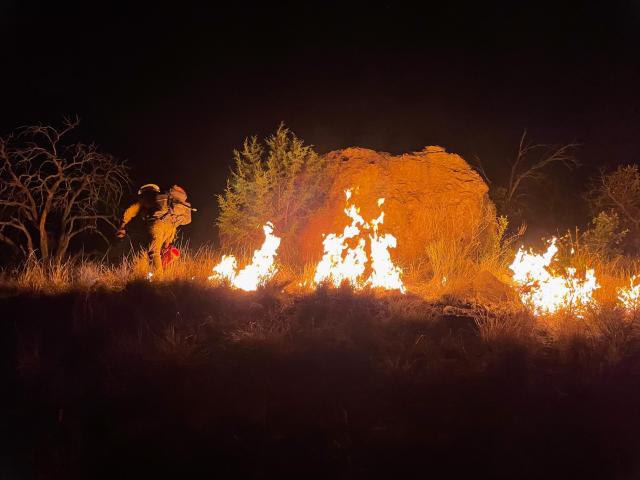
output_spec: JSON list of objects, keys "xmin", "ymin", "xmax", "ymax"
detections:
[{"xmin": 1, "ymin": 1, "xmax": 639, "ymax": 244}]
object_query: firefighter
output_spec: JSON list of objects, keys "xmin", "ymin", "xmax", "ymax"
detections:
[{"xmin": 116, "ymin": 183, "xmax": 178, "ymax": 272}]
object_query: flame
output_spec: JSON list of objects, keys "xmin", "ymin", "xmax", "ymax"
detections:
[
  {"xmin": 313, "ymin": 199, "xmax": 368, "ymax": 288},
  {"xmin": 618, "ymin": 275, "xmax": 640, "ymax": 312},
  {"xmin": 509, "ymin": 237, "xmax": 599, "ymax": 315},
  {"xmin": 366, "ymin": 207, "xmax": 405, "ymax": 293},
  {"xmin": 209, "ymin": 222, "xmax": 281, "ymax": 291},
  {"xmin": 210, "ymin": 255, "xmax": 237, "ymax": 282},
  {"xmin": 313, "ymin": 189, "xmax": 405, "ymax": 292}
]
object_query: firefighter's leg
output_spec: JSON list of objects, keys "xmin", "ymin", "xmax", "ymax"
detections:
[
  {"xmin": 157, "ymin": 223, "xmax": 179, "ymax": 271},
  {"xmin": 148, "ymin": 222, "xmax": 166, "ymax": 272},
  {"xmin": 159, "ymin": 224, "xmax": 178, "ymax": 268},
  {"xmin": 162, "ymin": 224, "xmax": 177, "ymax": 254}
]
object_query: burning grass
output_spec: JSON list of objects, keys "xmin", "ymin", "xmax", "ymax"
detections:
[
  {"xmin": 5, "ymin": 211, "xmax": 640, "ymax": 387},
  {"xmin": 4, "ymin": 244, "xmax": 640, "ymax": 370}
]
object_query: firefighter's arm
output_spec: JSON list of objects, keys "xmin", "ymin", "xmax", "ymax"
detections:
[{"xmin": 116, "ymin": 202, "xmax": 141, "ymax": 237}]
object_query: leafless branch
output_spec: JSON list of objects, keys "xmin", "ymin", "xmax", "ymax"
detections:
[
  {"xmin": 0, "ymin": 119, "xmax": 130, "ymax": 262},
  {"xmin": 471, "ymin": 154, "xmax": 492, "ymax": 186},
  {"xmin": 506, "ymin": 131, "xmax": 579, "ymax": 204}
]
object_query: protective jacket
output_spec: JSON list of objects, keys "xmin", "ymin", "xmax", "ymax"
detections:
[{"xmin": 118, "ymin": 188, "xmax": 178, "ymax": 272}]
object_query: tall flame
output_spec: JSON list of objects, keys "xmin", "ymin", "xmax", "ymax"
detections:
[
  {"xmin": 313, "ymin": 190, "xmax": 405, "ymax": 292},
  {"xmin": 209, "ymin": 222, "xmax": 281, "ymax": 291},
  {"xmin": 313, "ymin": 200, "xmax": 368, "ymax": 288},
  {"xmin": 509, "ymin": 237, "xmax": 599, "ymax": 315},
  {"xmin": 366, "ymin": 200, "xmax": 405, "ymax": 292}
]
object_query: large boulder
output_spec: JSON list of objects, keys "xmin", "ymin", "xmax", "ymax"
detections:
[{"xmin": 296, "ymin": 146, "xmax": 496, "ymax": 266}]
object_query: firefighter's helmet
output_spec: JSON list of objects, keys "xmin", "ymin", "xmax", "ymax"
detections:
[{"xmin": 138, "ymin": 183, "xmax": 161, "ymax": 195}]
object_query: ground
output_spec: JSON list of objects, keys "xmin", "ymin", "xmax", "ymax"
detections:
[{"xmin": 2, "ymin": 282, "xmax": 640, "ymax": 479}]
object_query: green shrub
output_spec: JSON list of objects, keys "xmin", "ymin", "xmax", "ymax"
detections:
[
  {"xmin": 588, "ymin": 164, "xmax": 640, "ymax": 254},
  {"xmin": 216, "ymin": 124, "xmax": 327, "ymax": 259},
  {"xmin": 581, "ymin": 211, "xmax": 628, "ymax": 258}
]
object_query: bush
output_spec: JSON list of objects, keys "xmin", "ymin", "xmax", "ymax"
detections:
[
  {"xmin": 216, "ymin": 124, "xmax": 328, "ymax": 260},
  {"xmin": 588, "ymin": 164, "xmax": 640, "ymax": 254},
  {"xmin": 581, "ymin": 211, "xmax": 627, "ymax": 258}
]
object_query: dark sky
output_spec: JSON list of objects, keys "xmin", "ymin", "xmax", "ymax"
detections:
[{"xmin": 1, "ymin": 1, "xmax": 640, "ymax": 244}]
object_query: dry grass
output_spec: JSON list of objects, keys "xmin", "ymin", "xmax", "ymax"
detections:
[
  {"xmin": 4, "ymin": 232, "xmax": 640, "ymax": 356},
  {"xmin": 472, "ymin": 305, "xmax": 537, "ymax": 345},
  {"xmin": 1, "ymin": 245, "xmax": 226, "ymax": 293},
  {"xmin": 404, "ymin": 210, "xmax": 518, "ymax": 301}
]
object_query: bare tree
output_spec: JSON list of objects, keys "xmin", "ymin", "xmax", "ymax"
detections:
[
  {"xmin": 0, "ymin": 118, "xmax": 130, "ymax": 262},
  {"xmin": 475, "ymin": 131, "xmax": 579, "ymax": 220}
]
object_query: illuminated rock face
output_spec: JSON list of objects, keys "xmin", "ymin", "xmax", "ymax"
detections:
[{"xmin": 297, "ymin": 146, "xmax": 496, "ymax": 266}]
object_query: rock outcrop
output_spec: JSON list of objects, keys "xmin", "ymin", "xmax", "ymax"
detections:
[{"xmin": 296, "ymin": 146, "xmax": 496, "ymax": 265}]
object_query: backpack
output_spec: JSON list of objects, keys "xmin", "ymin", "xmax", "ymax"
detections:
[{"xmin": 152, "ymin": 185, "xmax": 193, "ymax": 226}]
